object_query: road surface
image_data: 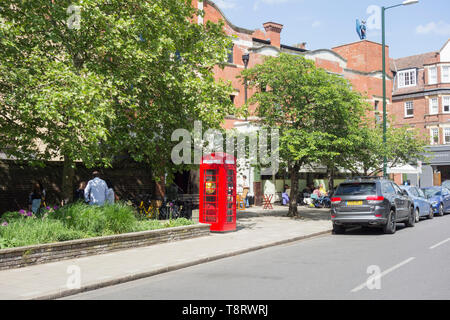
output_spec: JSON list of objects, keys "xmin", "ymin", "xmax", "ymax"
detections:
[{"xmin": 65, "ymin": 214, "xmax": 450, "ymax": 300}]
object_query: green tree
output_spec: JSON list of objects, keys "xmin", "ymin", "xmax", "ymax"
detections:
[
  {"xmin": 343, "ymin": 117, "xmax": 428, "ymax": 176},
  {"xmin": 241, "ymin": 53, "xmax": 367, "ymax": 217},
  {"xmin": 0, "ymin": 0, "xmax": 233, "ymax": 201}
]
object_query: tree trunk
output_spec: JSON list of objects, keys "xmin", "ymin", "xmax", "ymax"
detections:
[
  {"xmin": 62, "ymin": 155, "xmax": 75, "ymax": 205},
  {"xmin": 288, "ymin": 162, "xmax": 300, "ymax": 217},
  {"xmin": 327, "ymin": 167, "xmax": 335, "ymax": 195}
]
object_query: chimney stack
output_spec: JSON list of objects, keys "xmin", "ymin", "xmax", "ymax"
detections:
[{"xmin": 263, "ymin": 22, "xmax": 283, "ymax": 48}]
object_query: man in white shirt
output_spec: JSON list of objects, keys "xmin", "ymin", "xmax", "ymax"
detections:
[{"xmin": 84, "ymin": 171, "xmax": 109, "ymax": 205}]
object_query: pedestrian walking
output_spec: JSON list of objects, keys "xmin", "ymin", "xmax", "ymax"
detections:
[
  {"xmin": 242, "ymin": 175, "xmax": 250, "ymax": 207},
  {"xmin": 84, "ymin": 171, "xmax": 109, "ymax": 205},
  {"xmin": 28, "ymin": 182, "xmax": 44, "ymax": 214}
]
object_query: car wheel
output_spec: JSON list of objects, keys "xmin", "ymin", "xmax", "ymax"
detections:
[
  {"xmin": 383, "ymin": 210, "xmax": 396, "ymax": 234},
  {"xmin": 428, "ymin": 206, "xmax": 434, "ymax": 219},
  {"xmin": 415, "ymin": 208, "xmax": 420, "ymax": 223},
  {"xmin": 405, "ymin": 207, "xmax": 415, "ymax": 227},
  {"xmin": 438, "ymin": 203, "xmax": 444, "ymax": 217},
  {"xmin": 332, "ymin": 223, "xmax": 345, "ymax": 234}
]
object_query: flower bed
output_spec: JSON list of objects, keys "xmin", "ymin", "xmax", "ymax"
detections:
[{"xmin": 0, "ymin": 202, "xmax": 194, "ymax": 249}]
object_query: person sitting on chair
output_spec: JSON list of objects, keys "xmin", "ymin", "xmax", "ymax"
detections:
[{"xmin": 282, "ymin": 184, "xmax": 290, "ymax": 205}]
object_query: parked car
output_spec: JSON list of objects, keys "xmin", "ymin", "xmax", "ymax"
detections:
[
  {"xmin": 330, "ymin": 177, "xmax": 415, "ymax": 234},
  {"xmin": 421, "ymin": 186, "xmax": 450, "ymax": 216},
  {"xmin": 442, "ymin": 180, "xmax": 450, "ymax": 192},
  {"xmin": 399, "ymin": 186, "xmax": 434, "ymax": 222}
]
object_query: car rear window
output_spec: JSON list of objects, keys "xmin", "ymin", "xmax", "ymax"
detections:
[
  {"xmin": 334, "ymin": 183, "xmax": 377, "ymax": 196},
  {"xmin": 423, "ymin": 187, "xmax": 441, "ymax": 198}
]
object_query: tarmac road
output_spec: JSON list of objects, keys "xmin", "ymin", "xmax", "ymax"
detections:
[{"xmin": 65, "ymin": 212, "xmax": 450, "ymax": 300}]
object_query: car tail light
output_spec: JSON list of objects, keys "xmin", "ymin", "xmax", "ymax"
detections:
[
  {"xmin": 366, "ymin": 196, "xmax": 384, "ymax": 204},
  {"xmin": 331, "ymin": 197, "xmax": 341, "ymax": 204}
]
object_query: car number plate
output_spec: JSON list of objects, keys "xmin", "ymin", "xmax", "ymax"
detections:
[{"xmin": 346, "ymin": 201, "xmax": 363, "ymax": 206}]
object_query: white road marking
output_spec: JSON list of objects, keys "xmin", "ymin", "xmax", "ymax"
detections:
[
  {"xmin": 351, "ymin": 257, "xmax": 416, "ymax": 293},
  {"xmin": 429, "ymin": 238, "xmax": 450, "ymax": 250}
]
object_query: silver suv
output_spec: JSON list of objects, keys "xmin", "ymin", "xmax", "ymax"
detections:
[{"xmin": 330, "ymin": 177, "xmax": 415, "ymax": 234}]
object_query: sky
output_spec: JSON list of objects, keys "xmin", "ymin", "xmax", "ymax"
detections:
[{"xmin": 211, "ymin": 0, "xmax": 450, "ymax": 59}]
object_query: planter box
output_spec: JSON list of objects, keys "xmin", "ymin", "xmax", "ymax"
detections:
[{"xmin": 0, "ymin": 223, "xmax": 210, "ymax": 270}]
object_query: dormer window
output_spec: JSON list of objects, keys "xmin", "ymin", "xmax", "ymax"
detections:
[{"xmin": 398, "ymin": 69, "xmax": 417, "ymax": 88}]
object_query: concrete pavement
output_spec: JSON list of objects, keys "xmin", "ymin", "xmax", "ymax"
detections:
[{"xmin": 0, "ymin": 205, "xmax": 332, "ymax": 300}]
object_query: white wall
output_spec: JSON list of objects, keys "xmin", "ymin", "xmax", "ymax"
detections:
[{"xmin": 441, "ymin": 40, "xmax": 450, "ymax": 62}]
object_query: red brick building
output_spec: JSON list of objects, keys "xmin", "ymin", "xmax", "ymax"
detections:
[
  {"xmin": 390, "ymin": 39, "xmax": 450, "ymax": 186},
  {"xmin": 192, "ymin": 0, "xmax": 394, "ymax": 201},
  {"xmin": 196, "ymin": 1, "xmax": 393, "ymax": 128}
]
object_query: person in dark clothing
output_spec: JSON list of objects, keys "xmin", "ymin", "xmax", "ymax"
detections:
[
  {"xmin": 74, "ymin": 181, "xmax": 86, "ymax": 202},
  {"xmin": 29, "ymin": 182, "xmax": 43, "ymax": 214}
]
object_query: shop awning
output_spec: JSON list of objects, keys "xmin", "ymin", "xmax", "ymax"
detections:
[{"xmin": 387, "ymin": 164, "xmax": 422, "ymax": 174}]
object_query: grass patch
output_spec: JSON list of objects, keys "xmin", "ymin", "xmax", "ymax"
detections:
[{"xmin": 0, "ymin": 202, "xmax": 194, "ymax": 249}]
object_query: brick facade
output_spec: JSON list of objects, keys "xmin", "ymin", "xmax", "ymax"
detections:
[
  {"xmin": 0, "ymin": 160, "xmax": 154, "ymax": 214},
  {"xmin": 197, "ymin": 1, "xmax": 394, "ymax": 128},
  {"xmin": 389, "ymin": 39, "xmax": 450, "ymax": 183}
]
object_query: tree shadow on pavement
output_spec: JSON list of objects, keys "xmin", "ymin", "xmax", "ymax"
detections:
[{"xmin": 236, "ymin": 205, "xmax": 331, "ymax": 222}]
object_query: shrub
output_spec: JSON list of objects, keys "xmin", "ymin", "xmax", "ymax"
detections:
[
  {"xmin": 1, "ymin": 210, "xmax": 31, "ymax": 222},
  {"xmin": 0, "ymin": 218, "xmax": 88, "ymax": 248},
  {"xmin": 53, "ymin": 202, "xmax": 138, "ymax": 235},
  {"xmin": 0, "ymin": 202, "xmax": 194, "ymax": 249}
]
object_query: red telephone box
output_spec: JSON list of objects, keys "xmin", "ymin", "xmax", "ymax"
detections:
[{"xmin": 199, "ymin": 152, "xmax": 236, "ymax": 232}]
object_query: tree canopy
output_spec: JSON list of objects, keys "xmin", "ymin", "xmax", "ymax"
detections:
[
  {"xmin": 0, "ymin": 0, "xmax": 234, "ymax": 200},
  {"xmin": 241, "ymin": 53, "xmax": 368, "ymax": 216}
]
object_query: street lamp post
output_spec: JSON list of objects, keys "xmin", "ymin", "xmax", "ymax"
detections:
[
  {"xmin": 382, "ymin": 0, "xmax": 419, "ymax": 178},
  {"xmin": 241, "ymin": 51, "xmax": 251, "ymax": 194},
  {"xmin": 242, "ymin": 51, "xmax": 250, "ymax": 105}
]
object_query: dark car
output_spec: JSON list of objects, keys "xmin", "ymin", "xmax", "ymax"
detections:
[
  {"xmin": 330, "ymin": 177, "xmax": 415, "ymax": 234},
  {"xmin": 421, "ymin": 186, "xmax": 450, "ymax": 216}
]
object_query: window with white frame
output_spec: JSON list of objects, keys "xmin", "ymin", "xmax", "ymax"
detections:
[
  {"xmin": 443, "ymin": 96, "xmax": 450, "ymax": 113},
  {"xmin": 404, "ymin": 101, "xmax": 414, "ymax": 117},
  {"xmin": 442, "ymin": 66, "xmax": 450, "ymax": 83},
  {"xmin": 429, "ymin": 97, "xmax": 439, "ymax": 114},
  {"xmin": 445, "ymin": 128, "xmax": 450, "ymax": 144},
  {"xmin": 397, "ymin": 69, "xmax": 417, "ymax": 88},
  {"xmin": 431, "ymin": 128, "xmax": 439, "ymax": 145},
  {"xmin": 227, "ymin": 44, "xmax": 234, "ymax": 64},
  {"xmin": 428, "ymin": 67, "xmax": 438, "ymax": 84}
]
